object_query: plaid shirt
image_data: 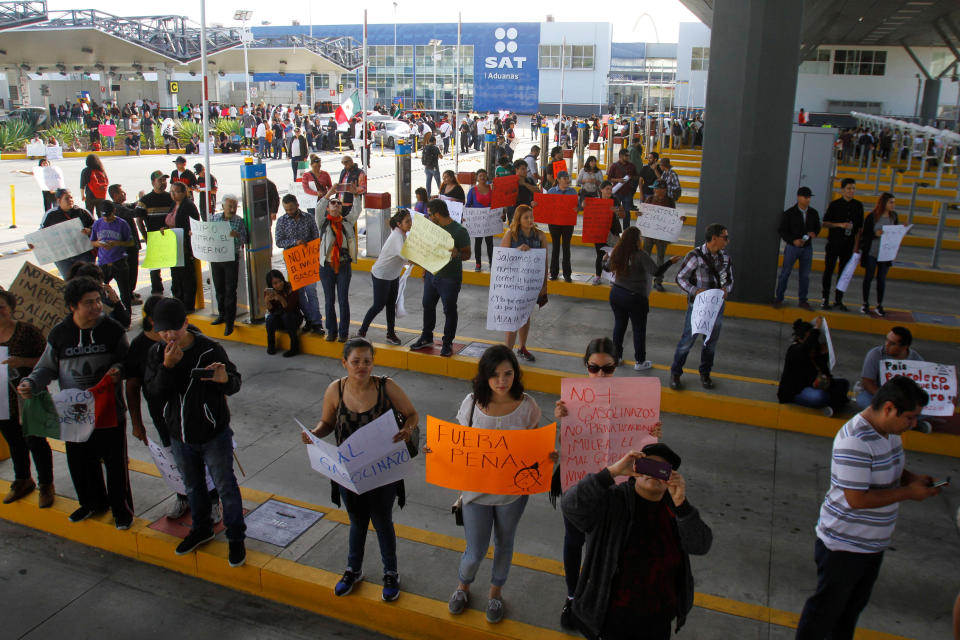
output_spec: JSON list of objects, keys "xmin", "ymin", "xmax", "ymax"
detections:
[
  {"xmin": 675, "ymin": 243, "xmax": 734, "ymax": 299},
  {"xmin": 661, "ymin": 169, "xmax": 682, "ymax": 201},
  {"xmin": 211, "ymin": 211, "xmax": 247, "ymax": 255},
  {"xmin": 274, "ymin": 210, "xmax": 318, "ymax": 249}
]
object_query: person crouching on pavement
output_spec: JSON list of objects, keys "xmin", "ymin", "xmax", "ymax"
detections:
[{"xmin": 561, "ymin": 443, "xmax": 713, "ymax": 640}]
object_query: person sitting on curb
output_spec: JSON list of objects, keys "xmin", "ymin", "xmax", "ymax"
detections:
[
  {"xmin": 561, "ymin": 444, "xmax": 713, "ymax": 639},
  {"xmin": 777, "ymin": 318, "xmax": 850, "ymax": 417},
  {"xmin": 263, "ymin": 270, "xmax": 303, "ymax": 358}
]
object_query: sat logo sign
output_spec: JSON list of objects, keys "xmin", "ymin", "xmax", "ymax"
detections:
[
  {"xmin": 473, "ymin": 23, "xmax": 539, "ymax": 113},
  {"xmin": 485, "ymin": 27, "xmax": 526, "ymax": 70}
]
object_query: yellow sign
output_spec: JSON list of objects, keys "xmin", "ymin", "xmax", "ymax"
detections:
[
  {"xmin": 168, "ymin": 81, "xmax": 179, "ymax": 94},
  {"xmin": 142, "ymin": 230, "xmax": 181, "ymax": 269},
  {"xmin": 337, "ymin": 83, "xmax": 344, "ymax": 94},
  {"xmin": 400, "ymin": 214, "xmax": 454, "ymax": 275}
]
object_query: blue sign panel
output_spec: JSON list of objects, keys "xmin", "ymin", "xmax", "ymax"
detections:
[
  {"xmin": 468, "ymin": 23, "xmax": 540, "ymax": 113},
  {"xmin": 251, "ymin": 73, "xmax": 306, "ymax": 90}
]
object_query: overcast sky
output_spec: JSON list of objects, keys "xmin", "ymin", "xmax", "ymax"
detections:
[{"xmin": 48, "ymin": 0, "xmax": 700, "ymax": 43}]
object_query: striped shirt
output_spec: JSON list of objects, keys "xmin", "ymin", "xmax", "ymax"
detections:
[{"xmin": 816, "ymin": 413, "xmax": 904, "ymax": 553}]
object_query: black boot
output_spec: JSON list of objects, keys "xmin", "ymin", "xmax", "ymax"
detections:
[
  {"xmin": 283, "ymin": 333, "xmax": 300, "ymax": 358},
  {"xmin": 266, "ymin": 330, "xmax": 277, "ymax": 355}
]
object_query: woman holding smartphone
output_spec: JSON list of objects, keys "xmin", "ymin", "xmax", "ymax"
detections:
[{"xmin": 262, "ymin": 270, "xmax": 302, "ymax": 357}]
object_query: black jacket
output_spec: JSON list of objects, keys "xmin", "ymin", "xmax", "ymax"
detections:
[
  {"xmin": 822, "ymin": 197, "xmax": 864, "ymax": 246},
  {"xmin": 777, "ymin": 342, "xmax": 830, "ymax": 403},
  {"xmin": 143, "ymin": 329, "xmax": 241, "ymax": 444},
  {"xmin": 779, "ymin": 204, "xmax": 821, "ymax": 247},
  {"xmin": 561, "ymin": 468, "xmax": 713, "ymax": 638},
  {"xmin": 859, "ymin": 210, "xmax": 899, "ymax": 259}
]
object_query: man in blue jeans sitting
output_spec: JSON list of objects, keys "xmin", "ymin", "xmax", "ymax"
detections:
[
  {"xmin": 144, "ymin": 297, "xmax": 246, "ymax": 567},
  {"xmin": 774, "ymin": 186, "xmax": 821, "ymax": 311},
  {"xmin": 409, "ymin": 199, "xmax": 471, "ymax": 357}
]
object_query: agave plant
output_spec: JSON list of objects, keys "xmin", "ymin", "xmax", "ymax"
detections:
[
  {"xmin": 0, "ymin": 119, "xmax": 36, "ymax": 151},
  {"xmin": 214, "ymin": 118, "xmax": 243, "ymax": 137},
  {"xmin": 176, "ymin": 119, "xmax": 201, "ymax": 145},
  {"xmin": 44, "ymin": 121, "xmax": 87, "ymax": 148}
]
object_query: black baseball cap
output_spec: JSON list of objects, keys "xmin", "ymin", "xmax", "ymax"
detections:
[
  {"xmin": 151, "ymin": 297, "xmax": 187, "ymax": 332},
  {"xmin": 641, "ymin": 443, "xmax": 681, "ymax": 470},
  {"xmin": 174, "ymin": 155, "xmax": 187, "ymax": 164},
  {"xmin": 797, "ymin": 186, "xmax": 813, "ymax": 197}
]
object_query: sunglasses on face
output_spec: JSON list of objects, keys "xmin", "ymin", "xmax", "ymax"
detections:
[
  {"xmin": 586, "ymin": 363, "xmax": 617, "ymax": 375},
  {"xmin": 329, "ymin": 199, "xmax": 341, "ymax": 205}
]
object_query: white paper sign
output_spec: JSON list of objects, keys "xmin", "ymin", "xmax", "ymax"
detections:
[
  {"xmin": 25, "ymin": 218, "xmax": 94, "ymax": 265},
  {"xmin": 299, "ymin": 413, "xmax": 412, "ymax": 494},
  {"xmin": 690, "ymin": 289, "xmax": 725, "ymax": 345},
  {"xmin": 880, "ymin": 360, "xmax": 957, "ymax": 417},
  {"xmin": 486, "ymin": 247, "xmax": 546, "ymax": 332},
  {"xmin": 33, "ymin": 165, "xmax": 64, "ymax": 192},
  {"xmin": 45, "ymin": 145, "xmax": 63, "ymax": 161},
  {"xmin": 189, "ymin": 219, "xmax": 235, "ymax": 262},
  {"xmin": 637, "ymin": 203, "xmax": 683, "ymax": 243},
  {"xmin": 26, "ymin": 142, "xmax": 46, "ymax": 157},
  {"xmin": 462, "ymin": 207, "xmax": 505, "ymax": 238},
  {"xmin": 52, "ymin": 388, "xmax": 95, "ymax": 442},
  {"xmin": 836, "ymin": 252, "xmax": 860, "ymax": 293},
  {"xmin": 146, "ymin": 437, "xmax": 215, "ymax": 495},
  {"xmin": 0, "ymin": 346, "xmax": 8, "ymax": 420},
  {"xmin": 821, "ymin": 317, "xmax": 836, "ymax": 371},
  {"xmin": 395, "ymin": 264, "xmax": 412, "ymax": 318},
  {"xmin": 877, "ymin": 225, "xmax": 912, "ymax": 262},
  {"xmin": 438, "ymin": 197, "xmax": 464, "ymax": 223}
]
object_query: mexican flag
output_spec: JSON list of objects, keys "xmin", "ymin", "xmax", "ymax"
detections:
[
  {"xmin": 392, "ymin": 102, "xmax": 403, "ymax": 118},
  {"xmin": 335, "ymin": 91, "xmax": 360, "ymax": 125}
]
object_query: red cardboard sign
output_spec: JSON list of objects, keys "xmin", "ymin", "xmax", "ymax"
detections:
[
  {"xmin": 491, "ymin": 174, "xmax": 519, "ymax": 209},
  {"xmin": 581, "ymin": 199, "xmax": 614, "ymax": 243},
  {"xmin": 533, "ymin": 193, "xmax": 578, "ymax": 226}
]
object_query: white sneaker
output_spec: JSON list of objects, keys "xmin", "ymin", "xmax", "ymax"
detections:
[
  {"xmin": 822, "ymin": 407, "xmax": 834, "ymax": 417},
  {"xmin": 633, "ymin": 361, "xmax": 652, "ymax": 371},
  {"xmin": 167, "ymin": 495, "xmax": 190, "ymax": 519},
  {"xmin": 211, "ymin": 501, "xmax": 223, "ymax": 525}
]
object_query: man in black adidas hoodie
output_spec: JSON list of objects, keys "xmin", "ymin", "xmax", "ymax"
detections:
[
  {"xmin": 143, "ymin": 297, "xmax": 246, "ymax": 567},
  {"xmin": 19, "ymin": 276, "xmax": 132, "ymax": 528}
]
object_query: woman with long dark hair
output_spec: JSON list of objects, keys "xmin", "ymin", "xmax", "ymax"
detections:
[
  {"xmin": 358, "ymin": 209, "xmax": 411, "ymax": 344},
  {"xmin": 79, "ymin": 153, "xmax": 108, "ymax": 216},
  {"xmin": 606, "ymin": 226, "xmax": 678, "ymax": 370},
  {"xmin": 300, "ymin": 338, "xmax": 418, "ymax": 601},
  {"xmin": 859, "ymin": 192, "xmax": 903, "ymax": 317},
  {"xmin": 576, "ymin": 155, "xmax": 602, "ymax": 209},
  {"xmin": 777, "ymin": 318, "xmax": 850, "ymax": 416},
  {"xmin": 466, "ymin": 168, "xmax": 496, "ymax": 272},
  {"xmin": 500, "ymin": 204, "xmax": 549, "ymax": 362},
  {"xmin": 263, "ymin": 269, "xmax": 302, "ymax": 357},
  {"xmin": 439, "ymin": 170, "xmax": 466, "ymax": 203},
  {"xmin": 441, "ymin": 345, "xmax": 554, "ymax": 624}
]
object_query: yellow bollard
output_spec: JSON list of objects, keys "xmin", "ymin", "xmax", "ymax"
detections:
[
  {"xmin": 9, "ymin": 184, "xmax": 16, "ymax": 228},
  {"xmin": 339, "ymin": 135, "xmax": 343, "ymax": 153},
  {"xmin": 380, "ymin": 134, "xmax": 384, "ymax": 157},
  {"xmin": 414, "ymin": 135, "xmax": 418, "ymax": 154}
]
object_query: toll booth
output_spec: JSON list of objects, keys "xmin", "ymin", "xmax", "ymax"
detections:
[
  {"xmin": 365, "ymin": 192, "xmax": 392, "ymax": 258},
  {"xmin": 394, "ymin": 140, "xmax": 411, "ymax": 209},
  {"xmin": 241, "ymin": 161, "xmax": 273, "ymax": 322}
]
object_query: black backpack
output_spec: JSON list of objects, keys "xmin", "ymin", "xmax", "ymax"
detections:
[{"xmin": 422, "ymin": 144, "xmax": 439, "ymax": 168}]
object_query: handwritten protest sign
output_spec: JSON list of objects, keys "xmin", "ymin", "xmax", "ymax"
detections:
[
  {"xmin": 691, "ymin": 289, "xmax": 725, "ymax": 344},
  {"xmin": 821, "ymin": 316, "xmax": 836, "ymax": 371},
  {"xmin": 25, "ymin": 218, "xmax": 93, "ymax": 265},
  {"xmin": 189, "ymin": 219, "xmax": 235, "ymax": 263},
  {"xmin": 299, "ymin": 413, "xmax": 413, "ymax": 494},
  {"xmin": 439, "ymin": 198, "xmax": 464, "ymax": 223},
  {"xmin": 491, "ymin": 174, "xmax": 519, "ymax": 209},
  {"xmin": 877, "ymin": 225, "xmax": 912, "ymax": 262},
  {"xmin": 98, "ymin": 124, "xmax": 117, "ymax": 137},
  {"xmin": 559, "ymin": 378, "xmax": 660, "ymax": 491},
  {"xmin": 26, "ymin": 142, "xmax": 46, "ymax": 157},
  {"xmin": 582, "ymin": 199, "xmax": 614, "ymax": 243},
  {"xmin": 283, "ymin": 238, "xmax": 321, "ymax": 290},
  {"xmin": 462, "ymin": 207, "xmax": 505, "ymax": 238},
  {"xmin": 45, "ymin": 145, "xmax": 63, "ymax": 161},
  {"xmin": 6, "ymin": 262, "xmax": 67, "ymax": 337},
  {"xmin": 486, "ymin": 247, "xmax": 546, "ymax": 331},
  {"xmin": 147, "ymin": 437, "xmax": 215, "ymax": 495},
  {"xmin": 33, "ymin": 165, "xmax": 64, "ymax": 192},
  {"xmin": 880, "ymin": 360, "xmax": 957, "ymax": 417},
  {"xmin": 142, "ymin": 229, "xmax": 184, "ymax": 269},
  {"xmin": 533, "ymin": 193, "xmax": 578, "ymax": 226},
  {"xmin": 401, "ymin": 213, "xmax": 454, "ymax": 274},
  {"xmin": 52, "ymin": 388, "xmax": 96, "ymax": 442},
  {"xmin": 836, "ymin": 252, "xmax": 860, "ymax": 293},
  {"xmin": 637, "ymin": 203, "xmax": 683, "ymax": 242},
  {"xmin": 552, "ymin": 159, "xmax": 568, "ymax": 180},
  {"xmin": 425, "ymin": 416, "xmax": 557, "ymax": 495}
]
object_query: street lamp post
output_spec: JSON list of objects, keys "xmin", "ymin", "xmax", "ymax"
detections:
[
  {"xmin": 393, "ymin": 2, "xmax": 398, "ymax": 110},
  {"xmin": 428, "ymin": 39, "xmax": 442, "ymax": 112},
  {"xmin": 234, "ymin": 10, "xmax": 253, "ymax": 112}
]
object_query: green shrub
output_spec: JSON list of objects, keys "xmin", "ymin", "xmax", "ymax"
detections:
[
  {"xmin": 0, "ymin": 119, "xmax": 37, "ymax": 151},
  {"xmin": 44, "ymin": 121, "xmax": 87, "ymax": 148}
]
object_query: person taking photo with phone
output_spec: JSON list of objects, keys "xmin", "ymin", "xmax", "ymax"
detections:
[{"xmin": 561, "ymin": 443, "xmax": 712, "ymax": 639}]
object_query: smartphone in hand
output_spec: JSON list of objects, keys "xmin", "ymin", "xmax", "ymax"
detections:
[
  {"xmin": 191, "ymin": 367, "xmax": 215, "ymax": 380},
  {"xmin": 633, "ymin": 457, "xmax": 672, "ymax": 481}
]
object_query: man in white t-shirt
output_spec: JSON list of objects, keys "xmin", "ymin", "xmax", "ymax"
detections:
[
  {"xmin": 439, "ymin": 119, "xmax": 452, "ymax": 155},
  {"xmin": 796, "ymin": 376, "xmax": 941, "ymax": 639}
]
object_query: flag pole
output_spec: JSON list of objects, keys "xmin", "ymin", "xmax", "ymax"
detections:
[
  {"xmin": 200, "ymin": 0, "xmax": 211, "ymax": 221},
  {"xmin": 362, "ymin": 10, "xmax": 368, "ymax": 180},
  {"xmin": 454, "ymin": 12, "xmax": 461, "ymax": 174}
]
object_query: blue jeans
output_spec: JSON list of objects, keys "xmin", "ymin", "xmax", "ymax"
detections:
[
  {"xmin": 169, "ymin": 427, "xmax": 246, "ymax": 542},
  {"xmin": 338, "ymin": 482, "xmax": 398, "ymax": 574},
  {"xmin": 861, "ymin": 254, "xmax": 891, "ymax": 306},
  {"xmin": 855, "ymin": 389, "xmax": 873, "ymax": 411},
  {"xmin": 610, "ymin": 285, "xmax": 649, "ymax": 362},
  {"xmin": 458, "ymin": 496, "xmax": 529, "ymax": 587},
  {"xmin": 257, "ymin": 137, "xmax": 267, "ymax": 156},
  {"xmin": 796, "ymin": 538, "xmax": 884, "ymax": 640},
  {"xmin": 775, "ymin": 242, "xmax": 813, "ymax": 303},
  {"xmin": 360, "ymin": 274, "xmax": 399, "ymax": 335},
  {"xmin": 671, "ymin": 302, "xmax": 724, "ymax": 377},
  {"xmin": 425, "ymin": 168, "xmax": 441, "ymax": 196},
  {"xmin": 319, "ymin": 261, "xmax": 352, "ymax": 338},
  {"xmin": 420, "ymin": 273, "xmax": 461, "ymax": 348},
  {"xmin": 298, "ymin": 282, "xmax": 323, "ymax": 328},
  {"xmin": 793, "ymin": 379, "xmax": 852, "ymax": 412}
]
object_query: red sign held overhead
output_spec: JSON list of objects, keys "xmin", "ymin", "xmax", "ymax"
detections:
[{"xmin": 491, "ymin": 174, "xmax": 519, "ymax": 209}]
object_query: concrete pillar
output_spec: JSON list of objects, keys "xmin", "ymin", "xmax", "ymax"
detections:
[
  {"xmin": 697, "ymin": 0, "xmax": 804, "ymax": 303},
  {"xmin": 920, "ymin": 79, "xmax": 941, "ymax": 124},
  {"xmin": 156, "ymin": 68, "xmax": 179, "ymax": 118}
]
